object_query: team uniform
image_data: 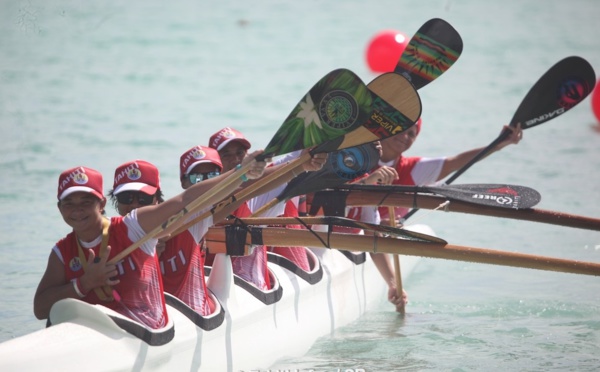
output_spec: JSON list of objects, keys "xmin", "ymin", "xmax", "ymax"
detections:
[
  {"xmin": 160, "ymin": 211, "xmax": 215, "ymax": 316},
  {"xmin": 268, "ymin": 197, "xmax": 311, "ymax": 271},
  {"xmin": 230, "ymin": 185, "xmax": 286, "ymax": 290},
  {"xmin": 53, "ymin": 211, "xmax": 167, "ymax": 329},
  {"xmin": 207, "ymin": 128, "xmax": 299, "ymax": 290}
]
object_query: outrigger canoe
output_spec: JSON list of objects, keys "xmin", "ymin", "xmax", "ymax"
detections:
[{"xmin": 0, "ymin": 225, "xmax": 429, "ymax": 372}]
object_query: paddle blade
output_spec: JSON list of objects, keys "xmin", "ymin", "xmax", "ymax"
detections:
[
  {"xmin": 340, "ymin": 183, "xmax": 541, "ymax": 209},
  {"xmin": 511, "ymin": 56, "xmax": 596, "ymax": 130},
  {"xmin": 429, "ymin": 184, "xmax": 541, "ymax": 209},
  {"xmin": 262, "ymin": 69, "xmax": 372, "ymax": 159},
  {"xmin": 314, "ymin": 73, "xmax": 422, "ymax": 154},
  {"xmin": 395, "ymin": 18, "xmax": 463, "ymax": 90},
  {"xmin": 281, "ymin": 142, "xmax": 380, "ymax": 201}
]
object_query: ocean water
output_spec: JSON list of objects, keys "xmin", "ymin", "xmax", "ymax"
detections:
[{"xmin": 1, "ymin": 0, "xmax": 600, "ymax": 371}]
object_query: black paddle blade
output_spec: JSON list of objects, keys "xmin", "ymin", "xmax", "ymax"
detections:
[
  {"xmin": 394, "ymin": 18, "xmax": 463, "ymax": 90},
  {"xmin": 511, "ymin": 56, "xmax": 596, "ymax": 130},
  {"xmin": 281, "ymin": 142, "xmax": 380, "ymax": 201},
  {"xmin": 262, "ymin": 69, "xmax": 371, "ymax": 160},
  {"xmin": 427, "ymin": 184, "xmax": 541, "ymax": 209},
  {"xmin": 340, "ymin": 183, "xmax": 541, "ymax": 209}
]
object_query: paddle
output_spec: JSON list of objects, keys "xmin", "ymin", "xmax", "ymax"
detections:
[
  {"xmin": 109, "ymin": 68, "xmax": 387, "ymax": 264},
  {"xmin": 402, "ymin": 56, "xmax": 596, "ymax": 222},
  {"xmin": 308, "ymin": 183, "xmax": 542, "ymax": 220},
  {"xmin": 385, "ymin": 17, "xmax": 463, "ymax": 308},
  {"xmin": 340, "ymin": 191, "xmax": 600, "ymax": 231},
  {"xmin": 204, "ymin": 226, "xmax": 600, "ymax": 277},
  {"xmin": 394, "ymin": 18, "xmax": 463, "ymax": 90},
  {"xmin": 339, "ymin": 183, "xmax": 542, "ymax": 209},
  {"xmin": 386, "ymin": 208, "xmax": 405, "ymax": 314}
]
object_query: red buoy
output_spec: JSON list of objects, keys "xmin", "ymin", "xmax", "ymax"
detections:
[
  {"xmin": 592, "ymin": 78, "xmax": 600, "ymax": 123},
  {"xmin": 365, "ymin": 30, "xmax": 408, "ymax": 73}
]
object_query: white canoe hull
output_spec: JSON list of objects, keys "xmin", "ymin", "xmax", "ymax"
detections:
[{"xmin": 0, "ymin": 226, "xmax": 430, "ymax": 371}]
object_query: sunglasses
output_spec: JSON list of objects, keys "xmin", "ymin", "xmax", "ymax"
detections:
[
  {"xmin": 116, "ymin": 191, "xmax": 155, "ymax": 206},
  {"xmin": 188, "ymin": 171, "xmax": 220, "ymax": 184}
]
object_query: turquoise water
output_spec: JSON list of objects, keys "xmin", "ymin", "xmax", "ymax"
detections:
[{"xmin": 1, "ymin": 0, "xmax": 600, "ymax": 370}]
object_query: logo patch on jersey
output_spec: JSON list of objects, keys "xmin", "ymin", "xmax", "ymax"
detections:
[{"xmin": 69, "ymin": 257, "xmax": 83, "ymax": 272}]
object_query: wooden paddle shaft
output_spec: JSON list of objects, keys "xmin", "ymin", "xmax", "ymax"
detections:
[
  {"xmin": 170, "ymin": 156, "xmax": 306, "ymax": 237},
  {"xmin": 388, "ymin": 206, "xmax": 405, "ymax": 314},
  {"xmin": 204, "ymin": 227, "xmax": 600, "ymax": 276}
]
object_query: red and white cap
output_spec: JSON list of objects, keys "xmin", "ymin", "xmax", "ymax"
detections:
[
  {"xmin": 179, "ymin": 145, "xmax": 223, "ymax": 178},
  {"xmin": 208, "ymin": 127, "xmax": 251, "ymax": 151},
  {"xmin": 57, "ymin": 166, "xmax": 104, "ymax": 200},
  {"xmin": 113, "ymin": 160, "xmax": 160, "ymax": 195}
]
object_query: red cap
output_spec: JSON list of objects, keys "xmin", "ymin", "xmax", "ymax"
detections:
[
  {"xmin": 113, "ymin": 160, "xmax": 160, "ymax": 195},
  {"xmin": 57, "ymin": 166, "xmax": 104, "ymax": 200},
  {"xmin": 208, "ymin": 127, "xmax": 251, "ymax": 151},
  {"xmin": 179, "ymin": 145, "xmax": 223, "ymax": 178}
]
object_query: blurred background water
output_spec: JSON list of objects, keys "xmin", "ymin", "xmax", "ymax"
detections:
[{"xmin": 1, "ymin": 0, "xmax": 599, "ymax": 370}]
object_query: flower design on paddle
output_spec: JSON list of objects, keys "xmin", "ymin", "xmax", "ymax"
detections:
[
  {"xmin": 262, "ymin": 69, "xmax": 370, "ymax": 158},
  {"xmin": 297, "ymin": 93, "xmax": 322, "ymax": 129}
]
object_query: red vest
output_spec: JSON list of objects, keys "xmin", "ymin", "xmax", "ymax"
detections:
[
  {"xmin": 269, "ymin": 198, "xmax": 311, "ymax": 271},
  {"xmin": 230, "ymin": 202, "xmax": 271, "ymax": 290},
  {"xmin": 56, "ymin": 217, "xmax": 168, "ymax": 329},
  {"xmin": 160, "ymin": 230, "xmax": 212, "ymax": 315}
]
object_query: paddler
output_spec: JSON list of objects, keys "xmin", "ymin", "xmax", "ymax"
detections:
[
  {"xmin": 33, "ymin": 152, "xmax": 267, "ymax": 328},
  {"xmin": 208, "ymin": 127, "xmax": 327, "ymax": 289}
]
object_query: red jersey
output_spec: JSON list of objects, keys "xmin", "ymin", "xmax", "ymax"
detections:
[
  {"xmin": 230, "ymin": 202, "xmax": 271, "ymax": 290},
  {"xmin": 160, "ymin": 230, "xmax": 213, "ymax": 316},
  {"xmin": 268, "ymin": 197, "xmax": 311, "ymax": 271},
  {"xmin": 55, "ymin": 216, "xmax": 168, "ymax": 329}
]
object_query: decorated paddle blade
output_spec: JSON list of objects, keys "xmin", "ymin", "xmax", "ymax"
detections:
[
  {"xmin": 511, "ymin": 56, "xmax": 596, "ymax": 129},
  {"xmin": 281, "ymin": 142, "xmax": 380, "ymax": 201},
  {"xmin": 312, "ymin": 72, "xmax": 422, "ymax": 154},
  {"xmin": 325, "ymin": 19, "xmax": 461, "ymax": 156},
  {"xmin": 394, "ymin": 18, "xmax": 463, "ymax": 90},
  {"xmin": 262, "ymin": 69, "xmax": 372, "ymax": 160}
]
